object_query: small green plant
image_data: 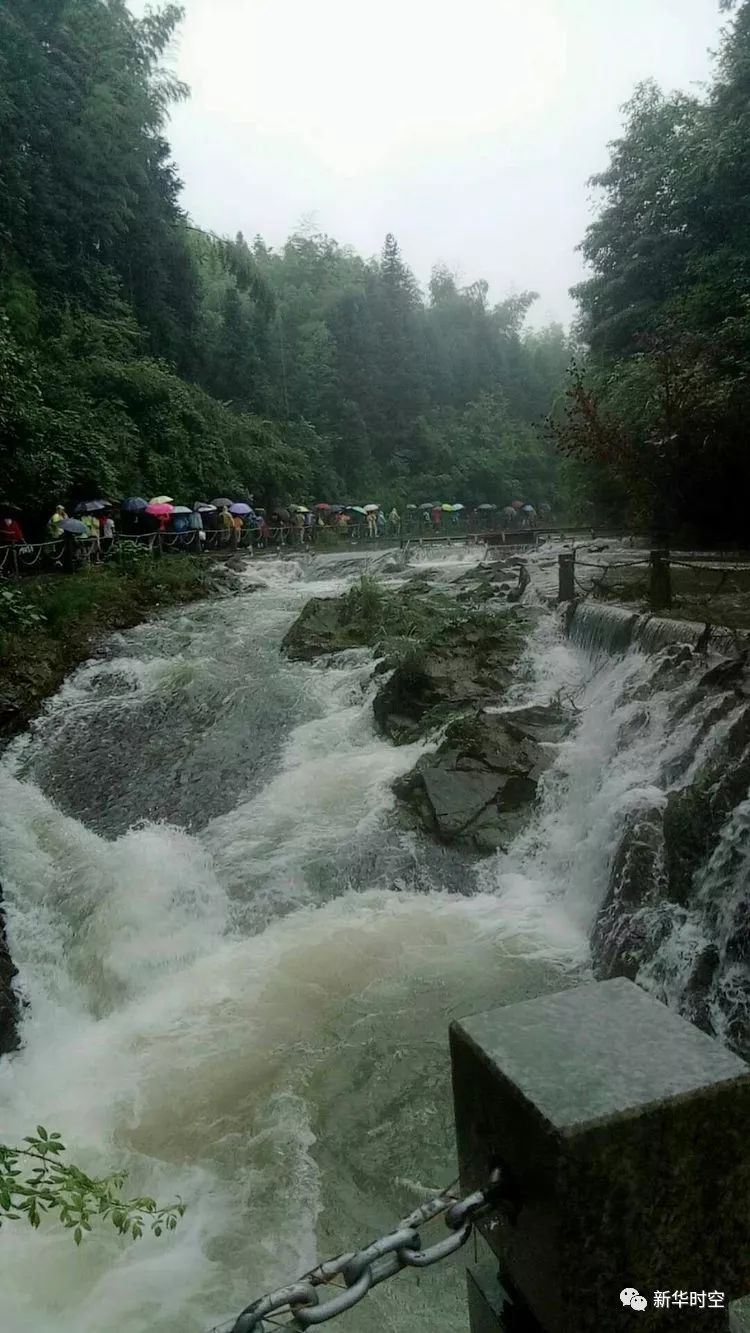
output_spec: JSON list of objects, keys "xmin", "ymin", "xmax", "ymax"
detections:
[
  {"xmin": 114, "ymin": 539, "xmax": 153, "ymax": 573},
  {"xmin": 342, "ymin": 573, "xmax": 386, "ymax": 626},
  {"xmin": 0, "ymin": 584, "xmax": 47, "ymax": 632},
  {"xmin": 0, "ymin": 1127, "xmax": 185, "ymax": 1244}
]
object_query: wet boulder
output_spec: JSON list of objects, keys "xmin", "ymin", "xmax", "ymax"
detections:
[
  {"xmin": 591, "ymin": 803, "xmax": 670, "ymax": 982},
  {"xmin": 373, "ymin": 612, "xmax": 529, "ymax": 742},
  {"xmin": 0, "ymin": 885, "xmax": 19, "ymax": 1057},
  {"xmin": 392, "ymin": 710, "xmax": 550, "ymax": 852}
]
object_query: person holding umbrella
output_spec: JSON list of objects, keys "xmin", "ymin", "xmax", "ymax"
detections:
[
  {"xmin": 81, "ymin": 511, "xmax": 100, "ymax": 559},
  {"xmin": 46, "ymin": 505, "xmax": 68, "ymax": 540}
]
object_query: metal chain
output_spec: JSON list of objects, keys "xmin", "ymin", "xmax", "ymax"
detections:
[{"xmin": 227, "ymin": 1171, "xmax": 504, "ymax": 1333}]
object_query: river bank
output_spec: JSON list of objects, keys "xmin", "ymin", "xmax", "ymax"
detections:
[{"xmin": 0, "ymin": 557, "xmax": 233, "ymax": 744}]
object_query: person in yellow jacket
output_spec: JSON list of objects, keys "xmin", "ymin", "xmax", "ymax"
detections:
[{"xmin": 47, "ymin": 505, "xmax": 68, "ymax": 540}]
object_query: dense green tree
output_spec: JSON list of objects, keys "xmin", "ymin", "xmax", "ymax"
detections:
[
  {"xmin": 566, "ymin": 1, "xmax": 750, "ymax": 538},
  {"xmin": 0, "ymin": 1, "xmax": 570, "ymax": 521}
]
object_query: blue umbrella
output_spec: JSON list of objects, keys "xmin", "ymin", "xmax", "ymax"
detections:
[
  {"xmin": 230, "ymin": 503, "xmax": 253, "ymax": 516},
  {"xmin": 121, "ymin": 497, "xmax": 148, "ymax": 512},
  {"xmin": 61, "ymin": 518, "xmax": 87, "ymax": 535},
  {"xmin": 74, "ymin": 499, "xmax": 109, "ymax": 514}
]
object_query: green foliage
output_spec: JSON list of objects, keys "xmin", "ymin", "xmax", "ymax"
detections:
[
  {"xmin": 0, "ymin": 1, "xmax": 570, "ymax": 522},
  {"xmin": 567, "ymin": 5, "xmax": 750, "ymax": 537},
  {"xmin": 0, "ymin": 1128, "xmax": 184, "ymax": 1243},
  {"xmin": 0, "ymin": 584, "xmax": 46, "ymax": 633}
]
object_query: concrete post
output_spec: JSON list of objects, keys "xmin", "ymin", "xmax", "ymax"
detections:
[
  {"xmin": 451, "ymin": 978, "xmax": 750, "ymax": 1333},
  {"xmin": 649, "ymin": 549, "xmax": 672, "ymax": 610},
  {"xmin": 557, "ymin": 552, "xmax": 575, "ymax": 603},
  {"xmin": 730, "ymin": 1298, "xmax": 750, "ymax": 1332}
]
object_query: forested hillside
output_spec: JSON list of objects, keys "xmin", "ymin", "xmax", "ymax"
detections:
[
  {"xmin": 0, "ymin": 0, "xmax": 569, "ymax": 522},
  {"xmin": 555, "ymin": 0, "xmax": 750, "ymax": 539}
]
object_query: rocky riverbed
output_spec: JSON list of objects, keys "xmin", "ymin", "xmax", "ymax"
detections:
[{"xmin": 282, "ymin": 556, "xmax": 561, "ymax": 853}]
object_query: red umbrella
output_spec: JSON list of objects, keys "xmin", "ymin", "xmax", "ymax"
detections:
[{"xmin": 315, "ymin": 502, "xmax": 332, "ymax": 510}]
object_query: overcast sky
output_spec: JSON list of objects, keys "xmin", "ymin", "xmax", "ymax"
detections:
[{"xmin": 132, "ymin": 0, "xmax": 726, "ymax": 325}]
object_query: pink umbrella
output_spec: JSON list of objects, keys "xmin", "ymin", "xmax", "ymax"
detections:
[{"xmin": 146, "ymin": 502, "xmax": 174, "ymax": 518}]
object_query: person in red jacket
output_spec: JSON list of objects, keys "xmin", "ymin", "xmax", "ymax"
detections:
[{"xmin": 0, "ymin": 516, "xmax": 24, "ymax": 544}]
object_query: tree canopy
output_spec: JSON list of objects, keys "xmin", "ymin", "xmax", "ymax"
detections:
[
  {"xmin": 558, "ymin": 1, "xmax": 750, "ymax": 538},
  {"xmin": 0, "ymin": 1, "xmax": 570, "ymax": 522}
]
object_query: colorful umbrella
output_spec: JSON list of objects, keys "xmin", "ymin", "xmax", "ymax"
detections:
[
  {"xmin": 212, "ymin": 497, "xmax": 233, "ymax": 508},
  {"xmin": 121, "ymin": 497, "xmax": 148, "ymax": 512},
  {"xmin": 230, "ymin": 503, "xmax": 253, "ymax": 516},
  {"xmin": 441, "ymin": 504, "xmax": 454, "ymax": 512},
  {"xmin": 290, "ymin": 504, "xmax": 309, "ymax": 513},
  {"xmin": 315, "ymin": 502, "xmax": 332, "ymax": 510},
  {"xmin": 150, "ymin": 495, "xmax": 174, "ymax": 505},
  {"xmin": 347, "ymin": 506, "xmax": 367, "ymax": 516},
  {"xmin": 452, "ymin": 503, "xmax": 465, "ymax": 511},
  {"xmin": 146, "ymin": 502, "xmax": 173, "ymax": 517}
]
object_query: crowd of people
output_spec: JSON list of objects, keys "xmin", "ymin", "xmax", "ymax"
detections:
[{"xmin": 0, "ymin": 494, "xmax": 554, "ymax": 560}]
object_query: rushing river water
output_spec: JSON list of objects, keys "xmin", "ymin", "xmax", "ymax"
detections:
[{"xmin": 0, "ymin": 544, "xmax": 735, "ymax": 1332}]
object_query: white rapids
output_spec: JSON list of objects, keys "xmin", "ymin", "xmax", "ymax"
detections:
[{"xmin": 0, "ymin": 545, "xmax": 736, "ymax": 1332}]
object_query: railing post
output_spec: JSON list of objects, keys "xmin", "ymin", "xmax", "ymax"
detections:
[
  {"xmin": 649, "ymin": 548, "xmax": 671, "ymax": 610},
  {"xmin": 62, "ymin": 532, "xmax": 76, "ymax": 574},
  {"xmin": 557, "ymin": 551, "xmax": 575, "ymax": 602},
  {"xmin": 451, "ymin": 978, "xmax": 750, "ymax": 1332}
]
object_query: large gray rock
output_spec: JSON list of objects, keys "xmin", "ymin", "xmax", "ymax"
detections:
[{"xmin": 393, "ymin": 710, "xmax": 553, "ymax": 852}]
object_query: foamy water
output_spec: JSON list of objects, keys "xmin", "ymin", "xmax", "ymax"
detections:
[{"xmin": 0, "ymin": 546, "xmax": 739, "ymax": 1331}]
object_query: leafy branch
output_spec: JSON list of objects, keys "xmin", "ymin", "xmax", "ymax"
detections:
[{"xmin": 0, "ymin": 1127, "xmax": 185, "ymax": 1245}]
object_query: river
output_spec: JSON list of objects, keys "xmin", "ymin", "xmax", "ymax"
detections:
[{"xmin": 0, "ymin": 545, "xmax": 726, "ymax": 1332}]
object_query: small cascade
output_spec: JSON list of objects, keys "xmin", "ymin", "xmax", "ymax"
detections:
[{"xmin": 568, "ymin": 600, "xmax": 638, "ymax": 656}]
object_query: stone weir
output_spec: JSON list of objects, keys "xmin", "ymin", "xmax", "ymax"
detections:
[{"xmin": 568, "ymin": 599, "xmax": 747, "ymax": 658}]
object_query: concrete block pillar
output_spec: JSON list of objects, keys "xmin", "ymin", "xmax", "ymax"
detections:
[
  {"xmin": 557, "ymin": 552, "xmax": 575, "ymax": 603},
  {"xmin": 450, "ymin": 978, "xmax": 750, "ymax": 1332}
]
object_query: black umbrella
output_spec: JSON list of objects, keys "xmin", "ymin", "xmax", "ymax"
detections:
[
  {"xmin": 74, "ymin": 499, "xmax": 109, "ymax": 514},
  {"xmin": 212, "ymin": 497, "xmax": 233, "ymax": 508},
  {"xmin": 121, "ymin": 497, "xmax": 148, "ymax": 513}
]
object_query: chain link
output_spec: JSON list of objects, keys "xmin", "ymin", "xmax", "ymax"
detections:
[{"xmin": 228, "ymin": 1171, "xmax": 504, "ymax": 1332}]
